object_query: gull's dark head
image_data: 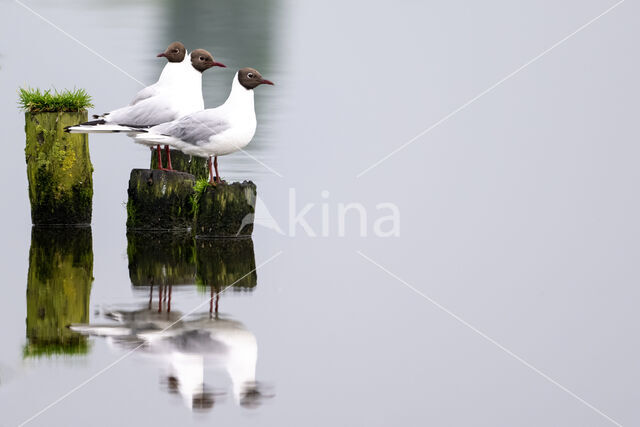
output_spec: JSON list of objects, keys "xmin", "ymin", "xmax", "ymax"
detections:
[
  {"xmin": 157, "ymin": 41, "xmax": 186, "ymax": 63},
  {"xmin": 192, "ymin": 392, "xmax": 215, "ymax": 411},
  {"xmin": 190, "ymin": 49, "xmax": 226, "ymax": 73},
  {"xmin": 238, "ymin": 67, "xmax": 274, "ymax": 90}
]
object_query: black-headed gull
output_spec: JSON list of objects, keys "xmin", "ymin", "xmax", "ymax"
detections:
[
  {"xmin": 65, "ymin": 44, "xmax": 226, "ymax": 169},
  {"xmin": 133, "ymin": 67, "xmax": 274, "ymax": 184},
  {"xmin": 128, "ymin": 41, "xmax": 189, "ymax": 106}
]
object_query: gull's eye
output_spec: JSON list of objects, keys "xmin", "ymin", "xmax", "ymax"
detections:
[
  {"xmin": 200, "ymin": 56, "xmax": 205, "ymax": 61},
  {"xmin": 247, "ymin": 72, "xmax": 254, "ymax": 78},
  {"xmin": 174, "ymin": 49, "xmax": 179, "ymax": 53}
]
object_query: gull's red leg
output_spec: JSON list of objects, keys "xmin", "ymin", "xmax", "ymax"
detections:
[
  {"xmin": 156, "ymin": 145, "xmax": 164, "ymax": 170},
  {"xmin": 207, "ymin": 156, "xmax": 214, "ymax": 185},
  {"xmin": 213, "ymin": 156, "xmax": 221, "ymax": 184},
  {"xmin": 164, "ymin": 145, "xmax": 173, "ymax": 171}
]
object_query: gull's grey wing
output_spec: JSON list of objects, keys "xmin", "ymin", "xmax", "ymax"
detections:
[
  {"xmin": 129, "ymin": 83, "xmax": 160, "ymax": 106},
  {"xmin": 152, "ymin": 110, "xmax": 230, "ymax": 145},
  {"xmin": 107, "ymin": 94, "xmax": 178, "ymax": 127}
]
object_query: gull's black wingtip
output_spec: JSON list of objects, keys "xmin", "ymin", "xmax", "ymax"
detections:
[
  {"xmin": 80, "ymin": 119, "xmax": 106, "ymax": 126},
  {"xmin": 63, "ymin": 125, "xmax": 71, "ymax": 133}
]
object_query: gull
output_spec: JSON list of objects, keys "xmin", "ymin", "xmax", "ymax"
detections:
[
  {"xmin": 65, "ymin": 44, "xmax": 226, "ymax": 169},
  {"xmin": 130, "ymin": 41, "xmax": 190, "ymax": 106},
  {"xmin": 133, "ymin": 67, "xmax": 274, "ymax": 184}
]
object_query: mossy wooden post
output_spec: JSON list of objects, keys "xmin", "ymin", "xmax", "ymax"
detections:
[
  {"xmin": 127, "ymin": 231, "xmax": 196, "ymax": 287},
  {"xmin": 196, "ymin": 238, "xmax": 257, "ymax": 291},
  {"xmin": 25, "ymin": 227, "xmax": 93, "ymax": 357},
  {"xmin": 151, "ymin": 149, "xmax": 208, "ymax": 180},
  {"xmin": 24, "ymin": 112, "xmax": 93, "ymax": 225},
  {"xmin": 194, "ymin": 182, "xmax": 257, "ymax": 237},
  {"xmin": 127, "ymin": 169, "xmax": 196, "ymax": 231}
]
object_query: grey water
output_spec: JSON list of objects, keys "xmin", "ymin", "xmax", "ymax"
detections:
[{"xmin": 1, "ymin": 0, "xmax": 640, "ymax": 426}]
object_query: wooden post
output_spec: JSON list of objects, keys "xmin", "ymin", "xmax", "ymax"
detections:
[
  {"xmin": 24, "ymin": 112, "xmax": 93, "ymax": 225},
  {"xmin": 126, "ymin": 169, "xmax": 196, "ymax": 231},
  {"xmin": 194, "ymin": 182, "xmax": 257, "ymax": 237},
  {"xmin": 127, "ymin": 168, "xmax": 257, "ymax": 238}
]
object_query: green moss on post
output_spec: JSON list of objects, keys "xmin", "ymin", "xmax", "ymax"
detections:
[
  {"xmin": 127, "ymin": 231, "xmax": 196, "ymax": 286},
  {"xmin": 126, "ymin": 169, "xmax": 196, "ymax": 230},
  {"xmin": 24, "ymin": 111, "xmax": 93, "ymax": 225},
  {"xmin": 25, "ymin": 227, "xmax": 93, "ymax": 357},
  {"xmin": 151, "ymin": 149, "xmax": 208, "ymax": 180},
  {"xmin": 195, "ymin": 238, "xmax": 257, "ymax": 291},
  {"xmin": 195, "ymin": 182, "xmax": 257, "ymax": 237}
]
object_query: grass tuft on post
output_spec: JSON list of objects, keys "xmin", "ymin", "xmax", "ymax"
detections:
[{"xmin": 18, "ymin": 87, "xmax": 93, "ymax": 113}]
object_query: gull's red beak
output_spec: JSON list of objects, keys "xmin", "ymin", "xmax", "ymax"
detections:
[
  {"xmin": 211, "ymin": 61, "xmax": 226, "ymax": 68},
  {"xmin": 157, "ymin": 52, "xmax": 167, "ymax": 58},
  {"xmin": 260, "ymin": 78, "xmax": 275, "ymax": 86}
]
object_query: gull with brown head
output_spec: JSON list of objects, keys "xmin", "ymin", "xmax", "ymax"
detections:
[{"xmin": 133, "ymin": 67, "xmax": 274, "ymax": 184}]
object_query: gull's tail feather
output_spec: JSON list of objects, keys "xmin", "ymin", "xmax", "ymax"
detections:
[
  {"xmin": 64, "ymin": 119, "xmax": 150, "ymax": 134},
  {"xmin": 133, "ymin": 132, "xmax": 179, "ymax": 145}
]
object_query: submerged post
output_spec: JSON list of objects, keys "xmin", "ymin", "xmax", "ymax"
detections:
[{"xmin": 21, "ymin": 88, "xmax": 94, "ymax": 225}]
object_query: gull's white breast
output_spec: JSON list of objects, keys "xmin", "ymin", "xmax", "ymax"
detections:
[{"xmin": 207, "ymin": 107, "xmax": 257, "ymax": 156}]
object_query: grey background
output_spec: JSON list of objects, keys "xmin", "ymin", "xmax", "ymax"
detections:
[{"xmin": 0, "ymin": 0, "xmax": 638, "ymax": 426}]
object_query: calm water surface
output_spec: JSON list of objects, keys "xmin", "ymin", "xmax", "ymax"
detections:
[{"xmin": 1, "ymin": 1, "xmax": 639, "ymax": 426}]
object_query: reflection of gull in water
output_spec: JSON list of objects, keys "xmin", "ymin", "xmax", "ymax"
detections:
[
  {"xmin": 70, "ymin": 307, "xmax": 183, "ymax": 348},
  {"xmin": 145, "ymin": 315, "xmax": 264, "ymax": 407},
  {"xmin": 70, "ymin": 306, "xmax": 269, "ymax": 410}
]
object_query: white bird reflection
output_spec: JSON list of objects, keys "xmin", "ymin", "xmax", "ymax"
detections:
[{"xmin": 70, "ymin": 301, "xmax": 270, "ymax": 410}]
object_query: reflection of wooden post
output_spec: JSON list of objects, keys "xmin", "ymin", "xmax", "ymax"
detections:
[
  {"xmin": 25, "ymin": 227, "xmax": 93, "ymax": 357},
  {"xmin": 196, "ymin": 238, "xmax": 257, "ymax": 291},
  {"xmin": 127, "ymin": 232, "xmax": 196, "ymax": 287},
  {"xmin": 25, "ymin": 112, "xmax": 93, "ymax": 225}
]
